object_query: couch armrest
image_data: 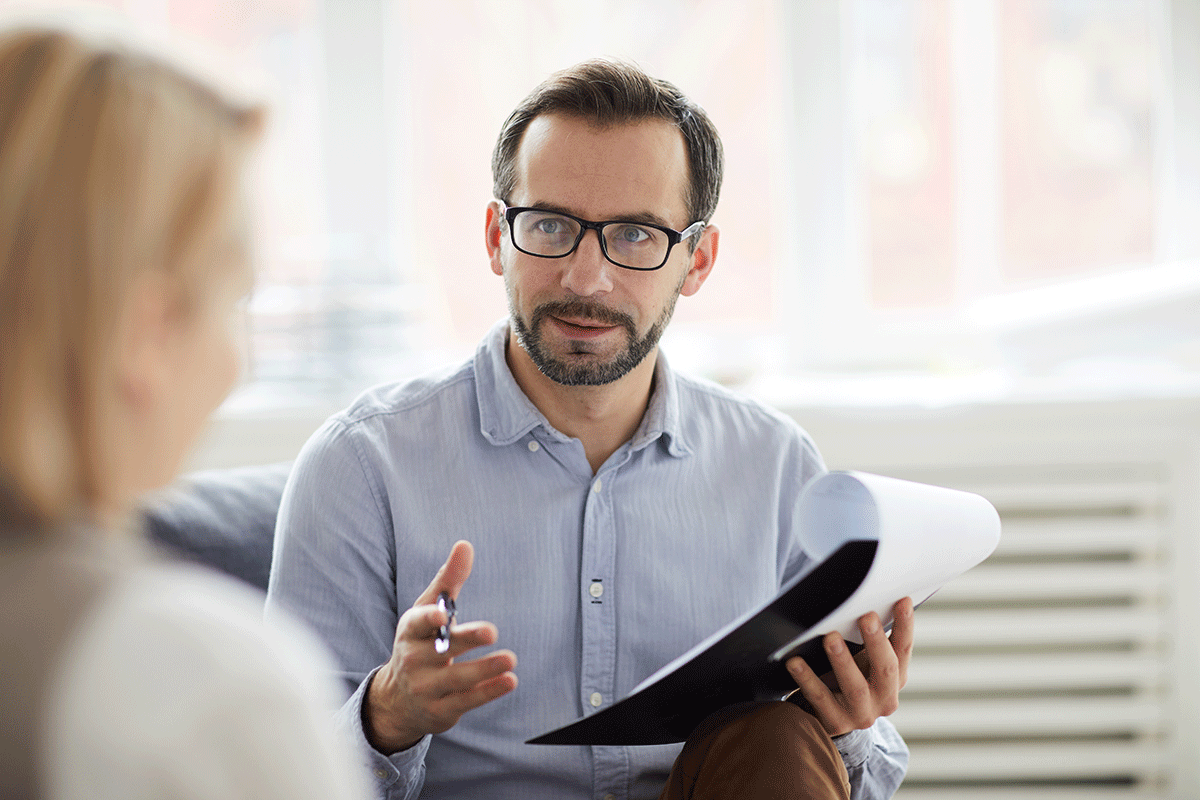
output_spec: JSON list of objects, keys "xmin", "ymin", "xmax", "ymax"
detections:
[{"xmin": 140, "ymin": 462, "xmax": 292, "ymax": 593}]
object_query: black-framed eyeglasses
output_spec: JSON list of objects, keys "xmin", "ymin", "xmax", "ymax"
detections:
[{"xmin": 500, "ymin": 203, "xmax": 706, "ymax": 271}]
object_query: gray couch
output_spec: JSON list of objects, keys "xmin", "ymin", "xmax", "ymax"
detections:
[{"xmin": 140, "ymin": 462, "xmax": 292, "ymax": 593}]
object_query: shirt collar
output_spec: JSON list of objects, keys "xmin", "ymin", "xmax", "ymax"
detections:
[
  {"xmin": 630, "ymin": 350, "xmax": 691, "ymax": 457},
  {"xmin": 474, "ymin": 318, "xmax": 691, "ymax": 458}
]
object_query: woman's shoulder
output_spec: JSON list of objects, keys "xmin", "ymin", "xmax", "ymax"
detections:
[{"xmin": 53, "ymin": 558, "xmax": 343, "ymax": 723}]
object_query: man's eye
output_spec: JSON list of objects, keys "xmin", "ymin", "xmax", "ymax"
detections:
[
  {"xmin": 536, "ymin": 219, "xmax": 562, "ymax": 234},
  {"xmin": 614, "ymin": 225, "xmax": 651, "ymax": 244}
]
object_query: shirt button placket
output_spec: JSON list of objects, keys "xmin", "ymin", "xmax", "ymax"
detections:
[{"xmin": 580, "ymin": 470, "xmax": 623, "ymax": 795}]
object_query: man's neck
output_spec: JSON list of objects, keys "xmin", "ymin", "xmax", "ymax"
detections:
[{"xmin": 505, "ymin": 331, "xmax": 656, "ymax": 475}]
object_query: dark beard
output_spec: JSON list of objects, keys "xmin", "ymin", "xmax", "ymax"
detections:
[{"xmin": 510, "ymin": 294, "xmax": 679, "ymax": 386}]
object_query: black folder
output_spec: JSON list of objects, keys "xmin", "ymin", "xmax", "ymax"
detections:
[{"xmin": 527, "ymin": 540, "xmax": 876, "ymax": 745}]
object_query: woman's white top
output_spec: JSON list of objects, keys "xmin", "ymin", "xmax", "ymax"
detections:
[{"xmin": 42, "ymin": 559, "xmax": 371, "ymax": 800}]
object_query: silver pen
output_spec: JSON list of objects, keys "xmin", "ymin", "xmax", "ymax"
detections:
[{"xmin": 435, "ymin": 591, "xmax": 456, "ymax": 654}]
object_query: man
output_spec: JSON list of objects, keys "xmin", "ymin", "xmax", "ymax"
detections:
[{"xmin": 266, "ymin": 60, "xmax": 910, "ymax": 799}]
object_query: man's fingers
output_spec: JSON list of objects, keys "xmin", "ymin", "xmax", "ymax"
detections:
[
  {"xmin": 440, "ymin": 621, "xmax": 500, "ymax": 659},
  {"xmin": 398, "ymin": 604, "xmax": 449, "ymax": 643},
  {"xmin": 786, "ymin": 657, "xmax": 851, "ymax": 735},
  {"xmin": 858, "ymin": 613, "xmax": 901, "ymax": 715},
  {"xmin": 889, "ymin": 597, "xmax": 915, "ymax": 687},
  {"xmin": 435, "ymin": 650, "xmax": 517, "ymax": 696},
  {"xmin": 823, "ymin": 631, "xmax": 870, "ymax": 713},
  {"xmin": 419, "ymin": 653, "xmax": 518, "ymax": 726},
  {"xmin": 414, "ymin": 540, "xmax": 475, "ymax": 607},
  {"xmin": 784, "ymin": 607, "xmax": 915, "ymax": 738},
  {"xmin": 857, "ymin": 612, "xmax": 896, "ymax": 678},
  {"xmin": 400, "ymin": 607, "xmax": 497, "ymax": 654},
  {"xmin": 437, "ymin": 669, "xmax": 519, "ymax": 719}
]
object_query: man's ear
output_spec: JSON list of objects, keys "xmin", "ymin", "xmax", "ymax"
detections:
[
  {"xmin": 680, "ymin": 223, "xmax": 719, "ymax": 298},
  {"xmin": 485, "ymin": 201, "xmax": 505, "ymax": 277},
  {"xmin": 115, "ymin": 272, "xmax": 181, "ymax": 415}
]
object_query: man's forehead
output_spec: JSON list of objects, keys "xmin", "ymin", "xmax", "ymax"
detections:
[{"xmin": 510, "ymin": 113, "xmax": 691, "ymax": 223}]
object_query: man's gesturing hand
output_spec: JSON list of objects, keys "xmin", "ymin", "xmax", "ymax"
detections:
[
  {"xmin": 785, "ymin": 596, "xmax": 914, "ymax": 737},
  {"xmin": 364, "ymin": 540, "xmax": 518, "ymax": 754}
]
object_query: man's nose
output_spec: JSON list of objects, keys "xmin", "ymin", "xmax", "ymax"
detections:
[{"xmin": 560, "ymin": 229, "xmax": 615, "ymax": 297}]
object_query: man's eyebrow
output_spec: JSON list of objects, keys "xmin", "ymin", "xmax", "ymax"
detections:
[{"xmin": 525, "ymin": 202, "xmax": 677, "ymax": 230}]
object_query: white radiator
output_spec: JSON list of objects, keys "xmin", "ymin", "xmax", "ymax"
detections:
[{"xmin": 890, "ymin": 473, "xmax": 1172, "ymax": 798}]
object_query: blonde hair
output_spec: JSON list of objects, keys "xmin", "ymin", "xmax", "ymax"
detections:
[{"xmin": 0, "ymin": 26, "xmax": 264, "ymax": 530}]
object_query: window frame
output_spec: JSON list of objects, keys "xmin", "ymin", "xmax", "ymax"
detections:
[{"xmin": 780, "ymin": 0, "xmax": 1196, "ymax": 375}]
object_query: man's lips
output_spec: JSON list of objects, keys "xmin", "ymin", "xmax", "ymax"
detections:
[{"xmin": 550, "ymin": 316, "xmax": 621, "ymax": 337}]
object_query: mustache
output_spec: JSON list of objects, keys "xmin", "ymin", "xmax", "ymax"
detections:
[{"xmin": 531, "ymin": 299, "xmax": 636, "ymax": 335}]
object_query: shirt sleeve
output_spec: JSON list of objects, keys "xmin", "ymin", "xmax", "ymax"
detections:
[
  {"xmin": 266, "ymin": 417, "xmax": 425, "ymax": 799},
  {"xmin": 834, "ymin": 718, "xmax": 910, "ymax": 800},
  {"xmin": 334, "ymin": 667, "xmax": 430, "ymax": 800}
]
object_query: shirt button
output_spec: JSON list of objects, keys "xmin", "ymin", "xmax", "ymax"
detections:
[
  {"xmin": 374, "ymin": 769, "xmax": 388, "ymax": 779},
  {"xmin": 590, "ymin": 692, "xmax": 603, "ymax": 707},
  {"xmin": 592, "ymin": 479, "xmax": 602, "ymax": 493},
  {"xmin": 528, "ymin": 441, "xmax": 540, "ymax": 452},
  {"xmin": 604, "ymin": 795, "xmax": 616, "ymax": 800},
  {"xmin": 589, "ymin": 581, "xmax": 604, "ymax": 598}
]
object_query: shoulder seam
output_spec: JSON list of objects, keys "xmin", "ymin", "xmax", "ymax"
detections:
[{"xmin": 338, "ymin": 364, "xmax": 476, "ymax": 429}]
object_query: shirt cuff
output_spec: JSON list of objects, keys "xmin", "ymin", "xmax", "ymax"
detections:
[
  {"xmin": 337, "ymin": 666, "xmax": 431, "ymax": 796},
  {"xmin": 831, "ymin": 727, "xmax": 873, "ymax": 768}
]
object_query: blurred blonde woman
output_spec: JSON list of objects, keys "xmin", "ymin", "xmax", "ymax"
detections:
[{"xmin": 0, "ymin": 24, "xmax": 370, "ymax": 800}]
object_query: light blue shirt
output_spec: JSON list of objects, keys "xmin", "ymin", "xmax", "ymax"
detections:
[{"xmin": 266, "ymin": 319, "xmax": 908, "ymax": 800}]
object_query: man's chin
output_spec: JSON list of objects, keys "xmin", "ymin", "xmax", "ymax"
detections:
[
  {"xmin": 532, "ymin": 343, "xmax": 660, "ymax": 387},
  {"xmin": 535, "ymin": 356, "xmax": 625, "ymax": 387}
]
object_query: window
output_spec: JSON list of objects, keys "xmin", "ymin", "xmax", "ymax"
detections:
[
  {"xmin": 6, "ymin": 0, "xmax": 1198, "ymax": 408},
  {"xmin": 786, "ymin": 0, "xmax": 1200, "ymax": 392}
]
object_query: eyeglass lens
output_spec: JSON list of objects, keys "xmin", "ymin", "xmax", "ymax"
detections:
[{"xmin": 512, "ymin": 210, "xmax": 671, "ymax": 270}]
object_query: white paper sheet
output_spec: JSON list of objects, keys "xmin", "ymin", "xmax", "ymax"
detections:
[{"xmin": 768, "ymin": 471, "xmax": 1001, "ymax": 660}]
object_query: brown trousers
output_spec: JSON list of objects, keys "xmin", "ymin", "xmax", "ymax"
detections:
[{"xmin": 658, "ymin": 702, "xmax": 851, "ymax": 800}]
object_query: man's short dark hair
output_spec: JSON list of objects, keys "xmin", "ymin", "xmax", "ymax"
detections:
[{"xmin": 492, "ymin": 59, "xmax": 724, "ymax": 226}]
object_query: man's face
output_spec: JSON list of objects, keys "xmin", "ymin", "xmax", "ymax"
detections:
[{"xmin": 488, "ymin": 113, "xmax": 712, "ymax": 387}]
